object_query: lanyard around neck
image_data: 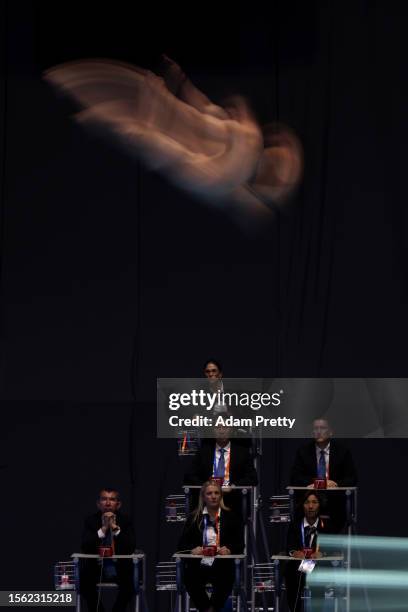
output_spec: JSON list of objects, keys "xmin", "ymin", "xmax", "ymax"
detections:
[
  {"xmin": 203, "ymin": 511, "xmax": 220, "ymax": 547},
  {"xmin": 301, "ymin": 520, "xmax": 321, "ymax": 552}
]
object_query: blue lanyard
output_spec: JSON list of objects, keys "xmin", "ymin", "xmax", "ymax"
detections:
[
  {"xmin": 203, "ymin": 513, "xmax": 219, "ymax": 546},
  {"xmin": 203, "ymin": 515, "xmax": 209, "ymax": 546},
  {"xmin": 301, "ymin": 522, "xmax": 306, "ymax": 548}
]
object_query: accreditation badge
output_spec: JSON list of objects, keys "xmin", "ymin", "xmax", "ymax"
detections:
[{"xmin": 298, "ymin": 559, "xmax": 316, "ymax": 574}]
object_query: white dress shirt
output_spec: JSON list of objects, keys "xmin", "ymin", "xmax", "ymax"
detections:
[
  {"xmin": 97, "ymin": 527, "xmax": 121, "ymax": 539},
  {"xmin": 202, "ymin": 507, "xmax": 218, "ymax": 546}
]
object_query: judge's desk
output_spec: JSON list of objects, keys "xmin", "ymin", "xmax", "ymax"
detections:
[{"xmin": 272, "ymin": 553, "xmax": 345, "ymax": 612}]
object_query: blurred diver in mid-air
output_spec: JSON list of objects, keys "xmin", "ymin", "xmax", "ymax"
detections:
[{"xmin": 44, "ymin": 55, "xmax": 303, "ymax": 229}]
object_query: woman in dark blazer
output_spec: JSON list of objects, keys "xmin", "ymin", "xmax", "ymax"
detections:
[
  {"xmin": 285, "ymin": 491, "xmax": 334, "ymax": 612},
  {"xmin": 178, "ymin": 480, "xmax": 244, "ymax": 612}
]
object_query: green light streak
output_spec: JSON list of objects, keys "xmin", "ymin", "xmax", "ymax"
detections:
[
  {"xmin": 308, "ymin": 568, "xmax": 408, "ymax": 588},
  {"xmin": 319, "ymin": 534, "xmax": 408, "ymax": 551}
]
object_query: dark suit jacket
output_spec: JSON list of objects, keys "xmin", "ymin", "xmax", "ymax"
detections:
[
  {"xmin": 178, "ymin": 509, "xmax": 244, "ymax": 554},
  {"xmin": 81, "ymin": 511, "xmax": 136, "ymax": 554},
  {"xmin": 290, "ymin": 439, "xmax": 357, "ymax": 487},
  {"xmin": 184, "ymin": 440, "xmax": 258, "ymax": 486},
  {"xmin": 286, "ymin": 517, "xmax": 333, "ymax": 553}
]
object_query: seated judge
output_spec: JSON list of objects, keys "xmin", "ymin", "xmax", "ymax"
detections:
[
  {"xmin": 178, "ymin": 480, "xmax": 244, "ymax": 612},
  {"xmin": 184, "ymin": 417, "xmax": 258, "ymax": 487},
  {"xmin": 178, "ymin": 359, "xmax": 225, "ymax": 456},
  {"xmin": 203, "ymin": 359, "xmax": 223, "ymax": 390},
  {"xmin": 202, "ymin": 359, "xmax": 252, "ymax": 448},
  {"xmin": 285, "ymin": 491, "xmax": 333, "ymax": 612},
  {"xmin": 80, "ymin": 488, "xmax": 136, "ymax": 612},
  {"xmin": 290, "ymin": 418, "xmax": 357, "ymax": 488}
]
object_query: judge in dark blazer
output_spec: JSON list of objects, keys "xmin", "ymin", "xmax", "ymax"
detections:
[
  {"xmin": 285, "ymin": 491, "xmax": 333, "ymax": 612},
  {"xmin": 290, "ymin": 418, "xmax": 357, "ymax": 488},
  {"xmin": 178, "ymin": 480, "xmax": 244, "ymax": 612},
  {"xmin": 184, "ymin": 421, "xmax": 258, "ymax": 487},
  {"xmin": 80, "ymin": 488, "xmax": 136, "ymax": 612}
]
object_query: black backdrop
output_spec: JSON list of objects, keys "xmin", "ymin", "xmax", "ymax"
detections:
[{"xmin": 1, "ymin": 1, "xmax": 408, "ymax": 607}]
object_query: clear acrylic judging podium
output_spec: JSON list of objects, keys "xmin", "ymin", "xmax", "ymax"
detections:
[
  {"xmin": 173, "ymin": 553, "xmax": 247, "ymax": 612},
  {"xmin": 271, "ymin": 554, "xmax": 346, "ymax": 612},
  {"xmin": 183, "ymin": 485, "xmax": 255, "ymax": 548},
  {"xmin": 166, "ymin": 494, "xmax": 187, "ymax": 522},
  {"xmin": 183, "ymin": 485, "xmax": 255, "ymax": 604},
  {"xmin": 269, "ymin": 494, "xmax": 291, "ymax": 524},
  {"xmin": 286, "ymin": 485, "xmax": 358, "ymax": 612},
  {"xmin": 54, "ymin": 561, "xmax": 77, "ymax": 591},
  {"xmin": 177, "ymin": 430, "xmax": 201, "ymax": 456},
  {"xmin": 286, "ymin": 486, "xmax": 358, "ymax": 531},
  {"xmin": 71, "ymin": 552, "xmax": 148, "ymax": 612},
  {"xmin": 182, "ymin": 485, "xmax": 273, "ymax": 612}
]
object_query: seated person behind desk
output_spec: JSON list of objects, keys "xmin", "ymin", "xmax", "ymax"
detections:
[
  {"xmin": 285, "ymin": 491, "xmax": 333, "ymax": 612},
  {"xmin": 80, "ymin": 488, "xmax": 136, "ymax": 612},
  {"xmin": 203, "ymin": 359, "xmax": 224, "ymax": 393},
  {"xmin": 178, "ymin": 480, "xmax": 244, "ymax": 612},
  {"xmin": 290, "ymin": 418, "xmax": 357, "ymax": 488},
  {"xmin": 203, "ymin": 359, "xmax": 251, "ymax": 446},
  {"xmin": 184, "ymin": 420, "xmax": 258, "ymax": 487}
]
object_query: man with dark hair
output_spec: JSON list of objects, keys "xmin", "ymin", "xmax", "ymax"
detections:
[
  {"xmin": 80, "ymin": 488, "xmax": 136, "ymax": 611},
  {"xmin": 203, "ymin": 360, "xmax": 224, "ymax": 402},
  {"xmin": 203, "ymin": 359, "xmax": 223, "ymax": 381}
]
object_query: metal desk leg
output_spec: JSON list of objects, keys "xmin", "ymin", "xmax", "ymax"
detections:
[
  {"xmin": 176, "ymin": 557, "xmax": 184, "ymax": 612},
  {"xmin": 132, "ymin": 557, "xmax": 140, "ymax": 612},
  {"xmin": 289, "ymin": 489, "xmax": 295, "ymax": 522},
  {"xmin": 241, "ymin": 488, "xmax": 249, "ymax": 610},
  {"xmin": 345, "ymin": 489, "xmax": 352, "ymax": 527},
  {"xmin": 345, "ymin": 490, "xmax": 353, "ymax": 612},
  {"xmin": 273, "ymin": 559, "xmax": 280, "ymax": 612},
  {"xmin": 234, "ymin": 558, "xmax": 242, "ymax": 612},
  {"xmin": 184, "ymin": 487, "xmax": 191, "ymax": 516},
  {"xmin": 74, "ymin": 558, "xmax": 81, "ymax": 612},
  {"xmin": 303, "ymin": 586, "xmax": 312, "ymax": 612},
  {"xmin": 142, "ymin": 555, "xmax": 149, "ymax": 612}
]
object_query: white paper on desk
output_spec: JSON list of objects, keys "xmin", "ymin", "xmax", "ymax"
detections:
[
  {"xmin": 201, "ymin": 557, "xmax": 215, "ymax": 567},
  {"xmin": 298, "ymin": 559, "xmax": 316, "ymax": 574}
]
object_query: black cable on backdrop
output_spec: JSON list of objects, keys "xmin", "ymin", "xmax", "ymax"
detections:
[
  {"xmin": 0, "ymin": 1, "xmax": 8, "ymax": 394},
  {"xmin": 127, "ymin": 162, "xmax": 172, "ymax": 610},
  {"xmin": 272, "ymin": 0, "xmax": 283, "ymax": 496},
  {"xmin": 128, "ymin": 159, "xmax": 142, "ymax": 521},
  {"xmin": 315, "ymin": 3, "xmax": 336, "ymax": 374}
]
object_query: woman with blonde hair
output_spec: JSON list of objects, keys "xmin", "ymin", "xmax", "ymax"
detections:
[{"xmin": 178, "ymin": 480, "xmax": 244, "ymax": 612}]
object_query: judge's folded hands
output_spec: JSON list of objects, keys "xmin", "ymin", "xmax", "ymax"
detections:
[
  {"xmin": 291, "ymin": 550, "xmax": 323, "ymax": 559},
  {"xmin": 307, "ymin": 479, "xmax": 338, "ymax": 489},
  {"xmin": 191, "ymin": 546, "xmax": 231, "ymax": 555},
  {"xmin": 101, "ymin": 511, "xmax": 119, "ymax": 533}
]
